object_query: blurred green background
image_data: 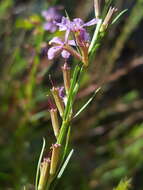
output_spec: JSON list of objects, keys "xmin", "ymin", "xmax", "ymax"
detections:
[{"xmin": 1, "ymin": 0, "xmax": 143, "ymax": 189}]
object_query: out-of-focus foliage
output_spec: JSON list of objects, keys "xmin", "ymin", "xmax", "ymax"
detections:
[
  {"xmin": 1, "ymin": 0, "xmax": 143, "ymax": 189},
  {"xmin": 114, "ymin": 178, "xmax": 131, "ymax": 190}
]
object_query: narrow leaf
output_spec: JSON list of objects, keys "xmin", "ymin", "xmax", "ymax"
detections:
[
  {"xmin": 112, "ymin": 9, "xmax": 128, "ymax": 25},
  {"xmin": 65, "ymin": 10, "xmax": 69, "ymax": 19},
  {"xmin": 57, "ymin": 149, "xmax": 74, "ymax": 179},
  {"xmin": 30, "ymin": 111, "xmax": 48, "ymax": 122},
  {"xmin": 73, "ymin": 87, "xmax": 101, "ymax": 118},
  {"xmin": 35, "ymin": 138, "xmax": 46, "ymax": 190}
]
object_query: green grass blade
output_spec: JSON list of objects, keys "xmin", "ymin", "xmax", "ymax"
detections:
[
  {"xmin": 35, "ymin": 138, "xmax": 46, "ymax": 190},
  {"xmin": 111, "ymin": 9, "xmax": 128, "ymax": 25},
  {"xmin": 57, "ymin": 149, "xmax": 74, "ymax": 179},
  {"xmin": 73, "ymin": 87, "xmax": 101, "ymax": 118}
]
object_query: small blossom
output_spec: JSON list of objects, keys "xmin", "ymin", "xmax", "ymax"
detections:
[
  {"xmin": 56, "ymin": 17, "xmax": 99, "ymax": 41},
  {"xmin": 72, "ymin": 18, "xmax": 99, "ymax": 42},
  {"xmin": 42, "ymin": 7, "xmax": 61, "ymax": 21},
  {"xmin": 56, "ymin": 16, "xmax": 71, "ymax": 31},
  {"xmin": 42, "ymin": 7, "xmax": 62, "ymax": 33},
  {"xmin": 43, "ymin": 22, "xmax": 57, "ymax": 33},
  {"xmin": 72, "ymin": 18, "xmax": 99, "ymax": 29},
  {"xmin": 48, "ymin": 37, "xmax": 76, "ymax": 60},
  {"xmin": 58, "ymin": 86, "xmax": 65, "ymax": 99}
]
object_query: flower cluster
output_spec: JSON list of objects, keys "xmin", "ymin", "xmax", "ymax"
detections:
[{"xmin": 48, "ymin": 16, "xmax": 99, "ymax": 66}]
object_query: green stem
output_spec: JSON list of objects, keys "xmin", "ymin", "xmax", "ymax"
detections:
[
  {"xmin": 57, "ymin": 120, "xmax": 69, "ymax": 144},
  {"xmin": 57, "ymin": 65, "xmax": 80, "ymax": 144}
]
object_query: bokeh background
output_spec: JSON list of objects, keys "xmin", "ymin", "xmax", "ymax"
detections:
[{"xmin": 1, "ymin": 0, "xmax": 143, "ymax": 189}]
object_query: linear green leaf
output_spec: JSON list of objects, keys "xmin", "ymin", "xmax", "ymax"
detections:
[
  {"xmin": 112, "ymin": 9, "xmax": 128, "ymax": 25},
  {"xmin": 73, "ymin": 87, "xmax": 101, "ymax": 118},
  {"xmin": 57, "ymin": 149, "xmax": 74, "ymax": 179},
  {"xmin": 35, "ymin": 138, "xmax": 46, "ymax": 190}
]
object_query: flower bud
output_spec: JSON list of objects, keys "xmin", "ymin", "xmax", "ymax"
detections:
[
  {"xmin": 62, "ymin": 63, "xmax": 71, "ymax": 94},
  {"xmin": 49, "ymin": 108, "xmax": 59, "ymax": 138},
  {"xmin": 101, "ymin": 7, "xmax": 117, "ymax": 31},
  {"xmin": 51, "ymin": 87, "xmax": 64, "ymax": 117},
  {"xmin": 38, "ymin": 158, "xmax": 51, "ymax": 190},
  {"xmin": 50, "ymin": 143, "xmax": 61, "ymax": 175},
  {"xmin": 81, "ymin": 45, "xmax": 89, "ymax": 67},
  {"xmin": 74, "ymin": 32, "xmax": 89, "ymax": 67}
]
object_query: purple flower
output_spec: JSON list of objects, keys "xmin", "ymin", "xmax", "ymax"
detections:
[
  {"xmin": 56, "ymin": 17, "xmax": 99, "ymax": 41},
  {"xmin": 56, "ymin": 17, "xmax": 71, "ymax": 31},
  {"xmin": 48, "ymin": 37, "xmax": 76, "ymax": 60},
  {"xmin": 73, "ymin": 18, "xmax": 99, "ymax": 41},
  {"xmin": 42, "ymin": 7, "xmax": 61, "ymax": 21},
  {"xmin": 58, "ymin": 86, "xmax": 65, "ymax": 99},
  {"xmin": 44, "ymin": 22, "xmax": 58, "ymax": 33},
  {"xmin": 56, "ymin": 17, "xmax": 71, "ymax": 42},
  {"xmin": 42, "ymin": 7, "xmax": 62, "ymax": 33}
]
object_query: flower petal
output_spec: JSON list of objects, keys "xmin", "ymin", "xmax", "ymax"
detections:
[
  {"xmin": 83, "ymin": 18, "xmax": 99, "ymax": 27},
  {"xmin": 61, "ymin": 50, "xmax": 70, "ymax": 59},
  {"xmin": 65, "ymin": 29, "xmax": 70, "ymax": 43},
  {"xmin": 48, "ymin": 46, "xmax": 62, "ymax": 60},
  {"xmin": 80, "ymin": 29, "xmax": 90, "ymax": 41},
  {"xmin": 68, "ymin": 40, "xmax": 76, "ymax": 46},
  {"xmin": 73, "ymin": 18, "xmax": 84, "ymax": 26},
  {"xmin": 42, "ymin": 10, "xmax": 49, "ymax": 19},
  {"xmin": 71, "ymin": 18, "xmax": 84, "ymax": 31},
  {"xmin": 56, "ymin": 16, "xmax": 71, "ymax": 31},
  {"xmin": 58, "ymin": 86, "xmax": 65, "ymax": 99},
  {"xmin": 43, "ymin": 22, "xmax": 57, "ymax": 33},
  {"xmin": 42, "ymin": 7, "xmax": 61, "ymax": 21},
  {"xmin": 49, "ymin": 37, "xmax": 63, "ymax": 45}
]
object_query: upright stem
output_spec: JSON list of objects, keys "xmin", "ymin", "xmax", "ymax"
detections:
[{"xmin": 57, "ymin": 64, "xmax": 83, "ymax": 145}]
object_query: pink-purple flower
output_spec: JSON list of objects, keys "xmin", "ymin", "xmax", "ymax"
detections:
[
  {"xmin": 47, "ymin": 16, "xmax": 100, "ymax": 63},
  {"xmin": 48, "ymin": 37, "xmax": 76, "ymax": 60},
  {"xmin": 42, "ymin": 7, "xmax": 62, "ymax": 33},
  {"xmin": 56, "ymin": 17, "xmax": 99, "ymax": 41},
  {"xmin": 58, "ymin": 86, "xmax": 65, "ymax": 99}
]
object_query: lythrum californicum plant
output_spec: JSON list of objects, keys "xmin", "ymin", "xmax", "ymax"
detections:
[{"xmin": 33, "ymin": 1, "xmax": 127, "ymax": 190}]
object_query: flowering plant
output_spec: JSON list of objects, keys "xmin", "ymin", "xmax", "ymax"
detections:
[{"xmin": 34, "ymin": 1, "xmax": 127, "ymax": 190}]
